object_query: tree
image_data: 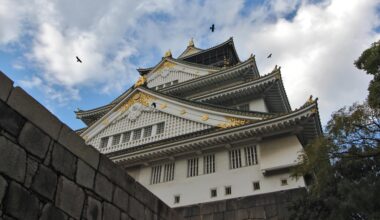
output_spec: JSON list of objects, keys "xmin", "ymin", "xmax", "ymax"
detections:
[{"xmin": 354, "ymin": 41, "xmax": 380, "ymax": 108}]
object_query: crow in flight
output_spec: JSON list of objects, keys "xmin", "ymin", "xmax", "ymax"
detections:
[
  {"xmin": 267, "ymin": 53, "xmax": 272, "ymax": 58},
  {"xmin": 76, "ymin": 56, "xmax": 82, "ymax": 63},
  {"xmin": 210, "ymin": 24, "xmax": 215, "ymax": 32}
]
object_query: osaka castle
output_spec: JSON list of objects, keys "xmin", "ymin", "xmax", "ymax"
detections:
[{"xmin": 75, "ymin": 37, "xmax": 322, "ymax": 207}]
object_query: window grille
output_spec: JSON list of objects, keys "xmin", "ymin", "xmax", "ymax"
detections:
[
  {"xmin": 281, "ymin": 179, "xmax": 288, "ymax": 186},
  {"xmin": 187, "ymin": 158, "xmax": 199, "ymax": 177},
  {"xmin": 150, "ymin": 165, "xmax": 162, "ymax": 184},
  {"xmin": 163, "ymin": 162, "xmax": 175, "ymax": 182},
  {"xmin": 174, "ymin": 195, "xmax": 180, "ymax": 204},
  {"xmin": 100, "ymin": 137, "xmax": 109, "ymax": 148},
  {"xmin": 156, "ymin": 122, "xmax": 165, "ymax": 134},
  {"xmin": 172, "ymin": 80, "xmax": 179, "ymax": 85},
  {"xmin": 165, "ymin": 82, "xmax": 171, "ymax": 87},
  {"xmin": 244, "ymin": 145, "xmax": 258, "ymax": 166},
  {"xmin": 225, "ymin": 186, "xmax": 232, "ymax": 195},
  {"xmin": 210, "ymin": 188, "xmax": 217, "ymax": 198},
  {"xmin": 229, "ymin": 149, "xmax": 242, "ymax": 169},
  {"xmin": 203, "ymin": 154, "xmax": 215, "ymax": 174},
  {"xmin": 111, "ymin": 134, "xmax": 121, "ymax": 146},
  {"xmin": 143, "ymin": 126, "xmax": 153, "ymax": 138},
  {"xmin": 238, "ymin": 104, "xmax": 250, "ymax": 111},
  {"xmin": 122, "ymin": 131, "xmax": 131, "ymax": 143},
  {"xmin": 132, "ymin": 129, "xmax": 142, "ymax": 140},
  {"xmin": 253, "ymin": 181, "xmax": 260, "ymax": 190}
]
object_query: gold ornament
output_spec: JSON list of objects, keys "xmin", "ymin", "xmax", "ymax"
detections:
[
  {"xmin": 156, "ymin": 60, "xmax": 176, "ymax": 72},
  {"xmin": 180, "ymin": 109, "xmax": 187, "ymax": 115},
  {"xmin": 164, "ymin": 50, "xmax": 172, "ymax": 57},
  {"xmin": 201, "ymin": 114, "xmax": 209, "ymax": 121},
  {"xmin": 134, "ymin": 76, "xmax": 146, "ymax": 88},
  {"xmin": 117, "ymin": 92, "xmax": 155, "ymax": 113},
  {"xmin": 159, "ymin": 103, "xmax": 167, "ymax": 109},
  {"xmin": 217, "ymin": 117, "xmax": 251, "ymax": 128},
  {"xmin": 188, "ymin": 38, "xmax": 194, "ymax": 47}
]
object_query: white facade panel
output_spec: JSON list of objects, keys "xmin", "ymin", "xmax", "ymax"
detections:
[{"xmin": 249, "ymin": 98, "xmax": 268, "ymax": 112}]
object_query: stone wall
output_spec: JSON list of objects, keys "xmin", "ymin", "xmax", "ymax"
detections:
[
  {"xmin": 0, "ymin": 70, "xmax": 183, "ymax": 220},
  {"xmin": 175, "ymin": 188, "xmax": 305, "ymax": 220}
]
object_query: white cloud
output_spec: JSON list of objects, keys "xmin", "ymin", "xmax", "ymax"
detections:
[{"xmin": 0, "ymin": 0, "xmax": 379, "ymax": 125}]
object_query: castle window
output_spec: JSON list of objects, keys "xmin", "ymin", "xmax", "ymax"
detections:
[
  {"xmin": 210, "ymin": 188, "xmax": 217, "ymax": 198},
  {"xmin": 238, "ymin": 104, "xmax": 249, "ymax": 111},
  {"xmin": 163, "ymin": 162, "xmax": 175, "ymax": 182},
  {"xmin": 172, "ymin": 80, "xmax": 179, "ymax": 85},
  {"xmin": 100, "ymin": 137, "xmax": 109, "ymax": 148},
  {"xmin": 253, "ymin": 181, "xmax": 260, "ymax": 190},
  {"xmin": 165, "ymin": 82, "xmax": 171, "ymax": 87},
  {"xmin": 174, "ymin": 195, "xmax": 180, "ymax": 204},
  {"xmin": 225, "ymin": 186, "xmax": 231, "ymax": 195},
  {"xmin": 150, "ymin": 165, "xmax": 162, "ymax": 184},
  {"xmin": 281, "ymin": 179, "xmax": 288, "ymax": 186},
  {"xmin": 132, "ymin": 129, "xmax": 142, "ymax": 140},
  {"xmin": 244, "ymin": 145, "xmax": 258, "ymax": 166},
  {"xmin": 156, "ymin": 122, "xmax": 165, "ymax": 134},
  {"xmin": 204, "ymin": 154, "xmax": 215, "ymax": 174},
  {"xmin": 229, "ymin": 149, "xmax": 242, "ymax": 169},
  {"xmin": 111, "ymin": 134, "xmax": 121, "ymax": 146},
  {"xmin": 157, "ymin": 85, "xmax": 164, "ymax": 89},
  {"xmin": 187, "ymin": 158, "xmax": 199, "ymax": 177},
  {"xmin": 143, "ymin": 125, "xmax": 153, "ymax": 138},
  {"xmin": 122, "ymin": 131, "xmax": 131, "ymax": 143}
]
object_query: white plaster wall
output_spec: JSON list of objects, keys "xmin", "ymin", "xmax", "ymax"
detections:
[
  {"xmin": 259, "ymin": 135, "xmax": 303, "ymax": 171},
  {"xmin": 249, "ymin": 98, "xmax": 268, "ymax": 112},
  {"xmin": 147, "ymin": 70, "xmax": 198, "ymax": 88},
  {"xmin": 129, "ymin": 137, "xmax": 305, "ymax": 207}
]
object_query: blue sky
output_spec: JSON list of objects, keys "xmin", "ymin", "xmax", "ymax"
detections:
[{"xmin": 0, "ymin": 0, "xmax": 379, "ymax": 130}]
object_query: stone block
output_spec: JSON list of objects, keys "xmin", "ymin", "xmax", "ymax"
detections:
[
  {"xmin": 0, "ymin": 136, "xmax": 26, "ymax": 182},
  {"xmin": 265, "ymin": 205, "xmax": 278, "ymax": 218},
  {"xmin": 18, "ymin": 122, "xmax": 51, "ymax": 159},
  {"xmin": 58, "ymin": 125, "xmax": 99, "ymax": 169},
  {"xmin": 0, "ymin": 71, "xmax": 13, "ymax": 102},
  {"xmin": 94, "ymin": 173, "xmax": 113, "ymax": 202},
  {"xmin": 7, "ymin": 87, "xmax": 62, "ymax": 140},
  {"xmin": 200, "ymin": 201, "xmax": 226, "ymax": 215},
  {"xmin": 121, "ymin": 212, "xmax": 132, "ymax": 220},
  {"xmin": 55, "ymin": 176, "xmax": 85, "ymax": 219},
  {"xmin": 145, "ymin": 207, "xmax": 154, "ymax": 220},
  {"xmin": 0, "ymin": 175, "xmax": 7, "ymax": 204},
  {"xmin": 113, "ymin": 186, "xmax": 129, "ymax": 212},
  {"xmin": 52, "ymin": 143, "xmax": 77, "ymax": 180},
  {"xmin": 4, "ymin": 181, "xmax": 40, "ymax": 220},
  {"xmin": 31, "ymin": 164, "xmax": 58, "ymax": 200},
  {"xmin": 248, "ymin": 206, "xmax": 265, "ymax": 219},
  {"xmin": 236, "ymin": 209, "xmax": 249, "ymax": 220},
  {"xmin": 86, "ymin": 196, "xmax": 102, "ymax": 220},
  {"xmin": 98, "ymin": 155, "xmax": 128, "ymax": 189},
  {"xmin": 134, "ymin": 182, "xmax": 158, "ymax": 213},
  {"xmin": 103, "ymin": 202, "xmax": 121, "ymax": 220},
  {"xmin": 40, "ymin": 203, "xmax": 68, "ymax": 220},
  {"xmin": 0, "ymin": 101, "xmax": 25, "ymax": 137},
  {"xmin": 76, "ymin": 160, "xmax": 95, "ymax": 189},
  {"xmin": 129, "ymin": 196, "xmax": 145, "ymax": 220},
  {"xmin": 24, "ymin": 157, "xmax": 39, "ymax": 188}
]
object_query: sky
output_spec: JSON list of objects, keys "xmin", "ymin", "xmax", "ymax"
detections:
[{"xmin": 0, "ymin": 0, "xmax": 379, "ymax": 130}]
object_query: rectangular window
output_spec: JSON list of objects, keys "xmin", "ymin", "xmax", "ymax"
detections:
[
  {"xmin": 225, "ymin": 186, "xmax": 231, "ymax": 195},
  {"xmin": 143, "ymin": 126, "xmax": 153, "ymax": 138},
  {"xmin": 187, "ymin": 158, "xmax": 199, "ymax": 177},
  {"xmin": 111, "ymin": 134, "xmax": 121, "ymax": 146},
  {"xmin": 156, "ymin": 122, "xmax": 165, "ymax": 134},
  {"xmin": 238, "ymin": 104, "xmax": 250, "ymax": 111},
  {"xmin": 165, "ymin": 82, "xmax": 171, "ymax": 87},
  {"xmin": 122, "ymin": 131, "xmax": 131, "ymax": 143},
  {"xmin": 253, "ymin": 181, "xmax": 260, "ymax": 191},
  {"xmin": 229, "ymin": 149, "xmax": 242, "ymax": 169},
  {"xmin": 244, "ymin": 145, "xmax": 258, "ymax": 166},
  {"xmin": 163, "ymin": 162, "xmax": 175, "ymax": 182},
  {"xmin": 150, "ymin": 165, "xmax": 162, "ymax": 184},
  {"xmin": 157, "ymin": 85, "xmax": 164, "ymax": 89},
  {"xmin": 174, "ymin": 195, "xmax": 180, "ymax": 204},
  {"xmin": 203, "ymin": 154, "xmax": 215, "ymax": 174},
  {"xmin": 172, "ymin": 80, "xmax": 179, "ymax": 85},
  {"xmin": 281, "ymin": 179, "xmax": 288, "ymax": 186},
  {"xmin": 100, "ymin": 137, "xmax": 109, "ymax": 148},
  {"xmin": 132, "ymin": 129, "xmax": 142, "ymax": 140},
  {"xmin": 210, "ymin": 188, "xmax": 217, "ymax": 198}
]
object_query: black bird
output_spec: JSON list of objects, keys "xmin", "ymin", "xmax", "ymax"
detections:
[
  {"xmin": 151, "ymin": 102, "xmax": 156, "ymax": 108},
  {"xmin": 76, "ymin": 56, "xmax": 82, "ymax": 63},
  {"xmin": 210, "ymin": 24, "xmax": 215, "ymax": 32},
  {"xmin": 267, "ymin": 53, "xmax": 272, "ymax": 58}
]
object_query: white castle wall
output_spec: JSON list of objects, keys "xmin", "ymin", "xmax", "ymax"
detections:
[{"xmin": 147, "ymin": 70, "xmax": 198, "ymax": 88}]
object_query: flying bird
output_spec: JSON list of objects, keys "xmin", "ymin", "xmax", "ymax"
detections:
[
  {"xmin": 210, "ymin": 24, "xmax": 215, "ymax": 32},
  {"xmin": 267, "ymin": 53, "xmax": 272, "ymax": 58},
  {"xmin": 76, "ymin": 56, "xmax": 82, "ymax": 63}
]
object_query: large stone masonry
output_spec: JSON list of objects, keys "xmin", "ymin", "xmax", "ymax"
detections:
[{"xmin": 0, "ymin": 70, "xmax": 183, "ymax": 220}]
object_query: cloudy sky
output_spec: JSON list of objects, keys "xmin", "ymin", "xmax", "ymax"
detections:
[{"xmin": 0, "ymin": 0, "xmax": 379, "ymax": 130}]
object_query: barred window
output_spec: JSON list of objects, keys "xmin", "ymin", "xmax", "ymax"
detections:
[
  {"xmin": 253, "ymin": 181, "xmax": 260, "ymax": 190},
  {"xmin": 100, "ymin": 137, "xmax": 109, "ymax": 148},
  {"xmin": 165, "ymin": 82, "xmax": 171, "ymax": 87},
  {"xmin": 132, "ymin": 129, "xmax": 142, "ymax": 140},
  {"xmin": 122, "ymin": 131, "xmax": 131, "ymax": 143},
  {"xmin": 174, "ymin": 195, "xmax": 180, "ymax": 204},
  {"xmin": 238, "ymin": 104, "xmax": 250, "ymax": 111},
  {"xmin": 157, "ymin": 85, "xmax": 164, "ymax": 89},
  {"xmin": 225, "ymin": 186, "xmax": 232, "ymax": 195},
  {"xmin": 172, "ymin": 80, "xmax": 179, "ymax": 85},
  {"xmin": 187, "ymin": 158, "xmax": 199, "ymax": 177},
  {"xmin": 143, "ymin": 126, "xmax": 153, "ymax": 138},
  {"xmin": 150, "ymin": 165, "xmax": 162, "ymax": 184},
  {"xmin": 156, "ymin": 122, "xmax": 165, "ymax": 134},
  {"xmin": 229, "ymin": 149, "xmax": 242, "ymax": 169},
  {"xmin": 210, "ymin": 188, "xmax": 217, "ymax": 198},
  {"xmin": 203, "ymin": 154, "xmax": 215, "ymax": 174},
  {"xmin": 244, "ymin": 145, "xmax": 258, "ymax": 166},
  {"xmin": 163, "ymin": 163, "xmax": 175, "ymax": 182},
  {"xmin": 111, "ymin": 134, "xmax": 121, "ymax": 146}
]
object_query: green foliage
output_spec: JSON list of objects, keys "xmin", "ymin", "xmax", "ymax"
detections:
[
  {"xmin": 291, "ymin": 103, "xmax": 380, "ymax": 220},
  {"xmin": 354, "ymin": 41, "xmax": 380, "ymax": 108}
]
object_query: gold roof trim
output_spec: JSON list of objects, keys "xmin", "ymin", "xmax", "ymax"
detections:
[
  {"xmin": 217, "ymin": 117, "xmax": 252, "ymax": 129},
  {"xmin": 134, "ymin": 76, "xmax": 146, "ymax": 88},
  {"xmin": 117, "ymin": 92, "xmax": 155, "ymax": 113},
  {"xmin": 164, "ymin": 50, "xmax": 172, "ymax": 57}
]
